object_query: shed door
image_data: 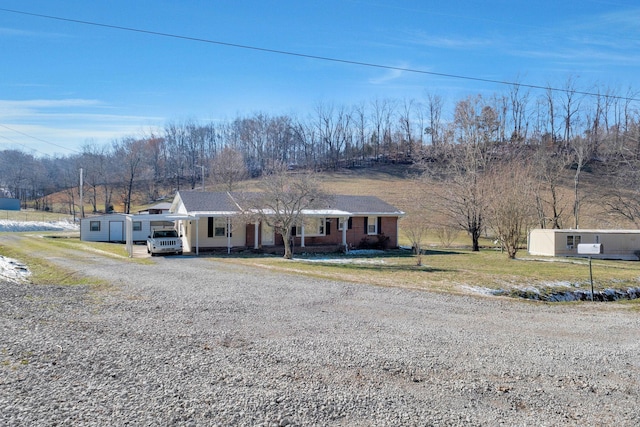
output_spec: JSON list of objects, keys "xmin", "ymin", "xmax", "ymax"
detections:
[{"xmin": 109, "ymin": 221, "xmax": 124, "ymax": 242}]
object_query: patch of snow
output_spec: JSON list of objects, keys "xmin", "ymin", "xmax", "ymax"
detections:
[
  {"xmin": 346, "ymin": 249, "xmax": 386, "ymax": 256},
  {"xmin": 0, "ymin": 220, "xmax": 78, "ymax": 232},
  {"xmin": 293, "ymin": 249, "xmax": 388, "ymax": 265},
  {"xmin": 296, "ymin": 257, "xmax": 387, "ymax": 265},
  {"xmin": 0, "ymin": 219, "xmax": 77, "ymax": 283},
  {"xmin": 459, "ymin": 285, "xmax": 502, "ymax": 296},
  {"xmin": 537, "ymin": 281, "xmax": 576, "ymax": 288},
  {"xmin": 0, "ymin": 255, "xmax": 31, "ymax": 284}
]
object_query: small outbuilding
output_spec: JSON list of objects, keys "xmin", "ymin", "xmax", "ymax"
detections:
[
  {"xmin": 528, "ymin": 229, "xmax": 640, "ymax": 260},
  {"xmin": 0, "ymin": 198, "xmax": 20, "ymax": 211},
  {"xmin": 80, "ymin": 214, "xmax": 175, "ymax": 243}
]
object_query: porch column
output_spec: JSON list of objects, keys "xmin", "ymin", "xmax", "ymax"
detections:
[
  {"xmin": 125, "ymin": 215, "xmax": 133, "ymax": 257},
  {"xmin": 227, "ymin": 216, "xmax": 231, "ymax": 254},
  {"xmin": 342, "ymin": 216, "xmax": 348, "ymax": 248},
  {"xmin": 300, "ymin": 223, "xmax": 305, "ymax": 248},
  {"xmin": 254, "ymin": 222, "xmax": 259, "ymax": 249},
  {"xmin": 195, "ymin": 216, "xmax": 199, "ymax": 255}
]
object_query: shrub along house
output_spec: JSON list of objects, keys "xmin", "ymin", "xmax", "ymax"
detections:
[{"xmin": 170, "ymin": 191, "xmax": 404, "ymax": 254}]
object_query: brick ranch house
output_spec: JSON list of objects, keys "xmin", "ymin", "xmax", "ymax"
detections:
[{"xmin": 170, "ymin": 191, "xmax": 405, "ymax": 254}]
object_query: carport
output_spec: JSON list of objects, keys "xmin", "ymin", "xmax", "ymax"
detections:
[{"xmin": 125, "ymin": 213, "xmax": 195, "ymax": 258}]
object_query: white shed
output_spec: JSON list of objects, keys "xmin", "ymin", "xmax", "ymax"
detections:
[
  {"xmin": 81, "ymin": 214, "xmax": 174, "ymax": 243},
  {"xmin": 528, "ymin": 229, "xmax": 640, "ymax": 260}
]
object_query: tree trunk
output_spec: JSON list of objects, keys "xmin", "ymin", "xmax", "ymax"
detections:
[
  {"xmin": 471, "ymin": 226, "xmax": 481, "ymax": 252},
  {"xmin": 281, "ymin": 229, "xmax": 293, "ymax": 259}
]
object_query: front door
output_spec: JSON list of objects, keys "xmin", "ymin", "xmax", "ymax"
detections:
[{"xmin": 262, "ymin": 223, "xmax": 274, "ymax": 246}]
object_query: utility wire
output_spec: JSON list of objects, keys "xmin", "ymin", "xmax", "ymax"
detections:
[
  {"xmin": 1, "ymin": 7, "xmax": 639, "ymax": 103},
  {"xmin": 0, "ymin": 123, "xmax": 81, "ymax": 154}
]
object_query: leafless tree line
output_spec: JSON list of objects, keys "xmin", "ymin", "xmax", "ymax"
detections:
[{"xmin": 1, "ymin": 78, "xmax": 640, "ymax": 225}]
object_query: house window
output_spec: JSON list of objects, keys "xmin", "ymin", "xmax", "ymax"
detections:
[
  {"xmin": 295, "ymin": 217, "xmax": 326, "ymax": 236},
  {"xmin": 367, "ymin": 216, "xmax": 378, "ymax": 235},
  {"xmin": 133, "ymin": 221, "xmax": 142, "ymax": 231},
  {"xmin": 214, "ymin": 217, "xmax": 227, "ymax": 237},
  {"xmin": 208, "ymin": 217, "xmax": 229, "ymax": 237},
  {"xmin": 567, "ymin": 235, "xmax": 581, "ymax": 249},
  {"xmin": 90, "ymin": 221, "xmax": 100, "ymax": 232},
  {"xmin": 338, "ymin": 218, "xmax": 345, "ymax": 231}
]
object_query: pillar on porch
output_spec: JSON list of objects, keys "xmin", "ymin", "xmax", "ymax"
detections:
[
  {"xmin": 342, "ymin": 216, "xmax": 348, "ymax": 247},
  {"xmin": 254, "ymin": 222, "xmax": 259, "ymax": 249}
]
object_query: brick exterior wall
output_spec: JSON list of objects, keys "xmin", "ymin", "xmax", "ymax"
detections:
[{"xmin": 245, "ymin": 216, "xmax": 399, "ymax": 249}]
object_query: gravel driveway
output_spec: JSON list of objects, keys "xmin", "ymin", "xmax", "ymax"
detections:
[{"xmin": 1, "ymin": 242, "xmax": 639, "ymax": 426}]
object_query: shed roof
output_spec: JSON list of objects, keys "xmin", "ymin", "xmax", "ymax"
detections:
[{"xmin": 532, "ymin": 229, "xmax": 640, "ymax": 234}]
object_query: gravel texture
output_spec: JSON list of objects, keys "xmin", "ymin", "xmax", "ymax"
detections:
[{"xmin": 1, "ymin": 245, "xmax": 640, "ymax": 426}]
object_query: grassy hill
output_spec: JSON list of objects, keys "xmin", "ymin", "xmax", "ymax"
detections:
[{"xmin": 13, "ymin": 162, "xmax": 635, "ymax": 237}]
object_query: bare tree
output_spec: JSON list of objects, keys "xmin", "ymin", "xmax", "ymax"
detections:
[
  {"xmin": 398, "ymin": 98, "xmax": 418, "ymax": 159},
  {"xmin": 560, "ymin": 76, "xmax": 582, "ymax": 145},
  {"xmin": 508, "ymin": 82, "xmax": 530, "ymax": 143},
  {"xmin": 484, "ymin": 161, "xmax": 537, "ymax": 259},
  {"xmin": 244, "ymin": 162, "xmax": 326, "ymax": 259},
  {"xmin": 434, "ymin": 225, "xmax": 459, "ymax": 248},
  {"xmin": 531, "ymin": 146, "xmax": 571, "ymax": 229},
  {"xmin": 568, "ymin": 135, "xmax": 592, "ymax": 229},
  {"xmin": 112, "ymin": 137, "xmax": 150, "ymax": 214},
  {"xmin": 423, "ymin": 96, "xmax": 495, "ymax": 252},
  {"xmin": 402, "ymin": 213, "xmax": 429, "ymax": 265},
  {"xmin": 211, "ymin": 147, "xmax": 248, "ymax": 192},
  {"xmin": 424, "ymin": 145, "xmax": 488, "ymax": 251},
  {"xmin": 370, "ymin": 98, "xmax": 395, "ymax": 161},
  {"xmin": 424, "ymin": 92, "xmax": 443, "ymax": 146}
]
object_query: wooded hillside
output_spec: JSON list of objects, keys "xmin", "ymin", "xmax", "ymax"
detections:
[{"xmin": 1, "ymin": 82, "xmax": 639, "ymax": 236}]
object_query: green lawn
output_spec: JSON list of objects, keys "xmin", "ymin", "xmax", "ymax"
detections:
[{"xmin": 216, "ymin": 247, "xmax": 640, "ymax": 298}]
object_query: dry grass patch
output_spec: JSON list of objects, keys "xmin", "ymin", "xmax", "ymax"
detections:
[
  {"xmin": 0, "ymin": 232, "xmax": 148, "ymax": 287},
  {"xmin": 217, "ymin": 248, "xmax": 640, "ymax": 299}
]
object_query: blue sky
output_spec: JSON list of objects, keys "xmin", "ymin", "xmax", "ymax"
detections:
[{"xmin": 1, "ymin": 1, "xmax": 638, "ymax": 157}]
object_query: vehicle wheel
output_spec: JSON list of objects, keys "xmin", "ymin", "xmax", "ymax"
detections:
[{"xmin": 177, "ymin": 251, "xmax": 183, "ymax": 255}]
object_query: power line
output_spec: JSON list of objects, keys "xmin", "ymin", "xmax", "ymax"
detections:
[
  {"xmin": 2, "ymin": 7, "xmax": 639, "ymax": 103},
  {"xmin": 0, "ymin": 123, "xmax": 81, "ymax": 155}
]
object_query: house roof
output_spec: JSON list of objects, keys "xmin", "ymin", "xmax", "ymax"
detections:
[
  {"xmin": 174, "ymin": 191, "xmax": 241, "ymax": 214},
  {"xmin": 326, "ymin": 195, "xmax": 404, "ymax": 216},
  {"xmin": 173, "ymin": 191, "xmax": 404, "ymax": 217}
]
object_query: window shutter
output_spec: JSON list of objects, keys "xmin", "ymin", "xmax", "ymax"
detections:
[
  {"xmin": 348, "ymin": 217, "xmax": 352, "ymax": 229},
  {"xmin": 207, "ymin": 217, "xmax": 213, "ymax": 238},
  {"xmin": 377, "ymin": 217, "xmax": 382, "ymax": 234},
  {"xmin": 326, "ymin": 220, "xmax": 331, "ymax": 235},
  {"xmin": 364, "ymin": 217, "xmax": 368, "ymax": 231},
  {"xmin": 292, "ymin": 226, "xmax": 297, "ymax": 236}
]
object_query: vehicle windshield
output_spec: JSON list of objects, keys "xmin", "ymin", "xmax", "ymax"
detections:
[{"xmin": 154, "ymin": 230, "xmax": 178, "ymax": 238}]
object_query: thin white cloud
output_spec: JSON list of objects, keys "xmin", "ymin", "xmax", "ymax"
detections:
[
  {"xmin": 407, "ymin": 30, "xmax": 494, "ymax": 50},
  {"xmin": 369, "ymin": 68, "xmax": 404, "ymax": 85},
  {"xmin": 0, "ymin": 26, "xmax": 71, "ymax": 38},
  {"xmin": 0, "ymin": 98, "xmax": 102, "ymax": 109},
  {"xmin": 0, "ymin": 98, "xmax": 165, "ymax": 155}
]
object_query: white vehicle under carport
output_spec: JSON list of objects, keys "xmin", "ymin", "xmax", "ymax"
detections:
[{"xmin": 146, "ymin": 229, "xmax": 183, "ymax": 256}]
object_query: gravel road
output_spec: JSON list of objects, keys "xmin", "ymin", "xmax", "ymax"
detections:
[{"xmin": 1, "ymin": 242, "xmax": 639, "ymax": 426}]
